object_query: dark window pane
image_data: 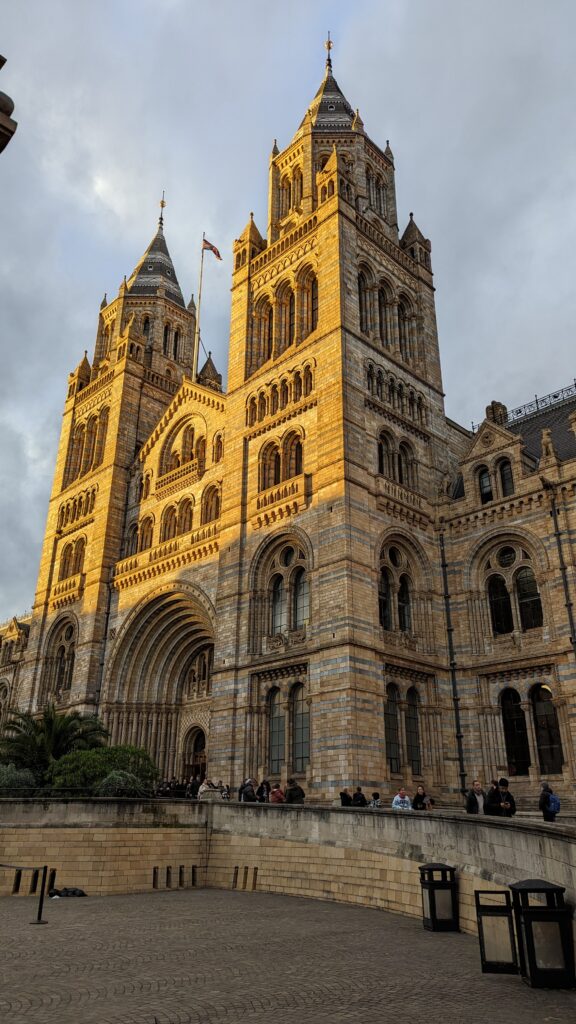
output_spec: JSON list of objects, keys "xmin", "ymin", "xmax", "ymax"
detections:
[
  {"xmin": 405, "ymin": 688, "xmax": 421, "ymax": 775},
  {"xmin": 501, "ymin": 688, "xmax": 531, "ymax": 776},
  {"xmin": 384, "ymin": 684, "xmax": 401, "ymax": 773},
  {"xmin": 292, "ymin": 685, "xmax": 310, "ymax": 772},
  {"xmin": 379, "ymin": 569, "xmax": 392, "ymax": 630},
  {"xmin": 269, "ymin": 690, "xmax": 285, "ymax": 774},
  {"xmin": 398, "ymin": 575, "xmax": 411, "ymax": 632},
  {"xmin": 531, "ymin": 685, "xmax": 563, "ymax": 774},
  {"xmin": 488, "ymin": 575, "xmax": 513, "ymax": 634},
  {"xmin": 499, "ymin": 460, "xmax": 514, "ymax": 497},
  {"xmin": 478, "ymin": 467, "xmax": 493, "ymax": 504},
  {"xmin": 516, "ymin": 567, "xmax": 543, "ymax": 631}
]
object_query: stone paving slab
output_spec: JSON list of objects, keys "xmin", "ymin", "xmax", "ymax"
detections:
[{"xmin": 0, "ymin": 890, "xmax": 573, "ymax": 1023}]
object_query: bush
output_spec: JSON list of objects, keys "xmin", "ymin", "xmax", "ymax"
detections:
[
  {"xmin": 94, "ymin": 771, "xmax": 149, "ymax": 798},
  {"xmin": 0, "ymin": 762, "xmax": 37, "ymax": 796},
  {"xmin": 48, "ymin": 745, "xmax": 158, "ymax": 794}
]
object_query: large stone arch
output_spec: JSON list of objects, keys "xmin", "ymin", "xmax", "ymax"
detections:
[{"xmin": 101, "ymin": 584, "xmax": 216, "ymax": 777}]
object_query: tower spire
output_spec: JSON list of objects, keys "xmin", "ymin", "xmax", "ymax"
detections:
[
  {"xmin": 324, "ymin": 31, "xmax": 333, "ymax": 74},
  {"xmin": 159, "ymin": 190, "xmax": 166, "ymax": 229}
]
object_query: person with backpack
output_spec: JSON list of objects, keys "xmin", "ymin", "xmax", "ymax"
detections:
[{"xmin": 539, "ymin": 782, "xmax": 560, "ymax": 822}]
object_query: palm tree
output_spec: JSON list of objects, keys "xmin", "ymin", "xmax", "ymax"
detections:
[{"xmin": 0, "ymin": 704, "xmax": 109, "ymax": 782}]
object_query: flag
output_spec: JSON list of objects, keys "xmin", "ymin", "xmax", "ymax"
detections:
[{"xmin": 202, "ymin": 238, "xmax": 222, "ymax": 260}]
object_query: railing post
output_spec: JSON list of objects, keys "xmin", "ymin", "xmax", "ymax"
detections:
[{"xmin": 31, "ymin": 865, "xmax": 48, "ymax": 925}]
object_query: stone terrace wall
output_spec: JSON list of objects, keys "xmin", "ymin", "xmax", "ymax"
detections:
[{"xmin": 1, "ymin": 800, "xmax": 574, "ymax": 937}]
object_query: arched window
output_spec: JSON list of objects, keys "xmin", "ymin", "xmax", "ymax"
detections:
[
  {"xmin": 126, "ymin": 523, "xmax": 138, "ymax": 556},
  {"xmin": 378, "ymin": 288, "xmax": 388, "ymax": 345},
  {"xmin": 378, "ymin": 568, "xmax": 392, "ymax": 630},
  {"xmin": 81, "ymin": 416, "xmax": 98, "ymax": 475},
  {"xmin": 143, "ymin": 316, "xmax": 150, "ymax": 338},
  {"xmin": 398, "ymin": 443, "xmax": 413, "ymax": 488},
  {"xmin": 303, "ymin": 366, "xmax": 313, "ymax": 397},
  {"xmin": 280, "ymin": 380, "xmax": 289, "ymax": 409},
  {"xmin": 173, "ymin": 329, "xmax": 180, "ymax": 361},
  {"xmin": 179, "ymin": 499, "xmax": 193, "ymax": 535},
  {"xmin": 516, "ymin": 567, "xmax": 543, "ymax": 631},
  {"xmin": 143, "ymin": 476, "xmax": 150, "ymax": 499},
  {"xmin": 384, "ymin": 683, "xmax": 401, "ymax": 773},
  {"xmin": 257, "ymin": 393, "xmax": 266, "ymax": 422},
  {"xmin": 269, "ymin": 689, "xmax": 285, "ymax": 774},
  {"xmin": 405, "ymin": 687, "xmax": 421, "ymax": 775},
  {"xmin": 358, "ymin": 272, "xmax": 369, "ymax": 334},
  {"xmin": 478, "ymin": 466, "xmax": 493, "ymax": 504},
  {"xmin": 163, "ymin": 324, "xmax": 170, "ymax": 356},
  {"xmin": 196, "ymin": 437, "xmax": 206, "ymax": 476},
  {"xmin": 271, "ymin": 574, "xmax": 286, "ymax": 634},
  {"xmin": 292, "ymin": 168, "xmax": 303, "ymax": 206},
  {"xmin": 139, "ymin": 517, "xmax": 153, "ymax": 551},
  {"xmin": 248, "ymin": 398, "xmax": 257, "ymax": 426},
  {"xmin": 72, "ymin": 537, "xmax": 85, "ymax": 575},
  {"xmin": 488, "ymin": 574, "xmax": 513, "ymax": 634},
  {"xmin": 66, "ymin": 423, "xmax": 85, "ymax": 485},
  {"xmin": 292, "ymin": 683, "xmax": 310, "ymax": 772},
  {"xmin": 270, "ymin": 386, "xmax": 279, "ymax": 415},
  {"xmin": 285, "ymin": 434, "xmax": 303, "ymax": 479},
  {"xmin": 160, "ymin": 506, "xmax": 177, "ymax": 542},
  {"xmin": 292, "ymin": 567, "xmax": 309, "ymax": 629},
  {"xmin": 531, "ymin": 684, "xmax": 563, "ymax": 774},
  {"xmin": 377, "ymin": 434, "xmax": 392, "ymax": 476},
  {"xmin": 398, "ymin": 301, "xmax": 411, "ymax": 361},
  {"xmin": 181, "ymin": 425, "xmax": 195, "ymax": 464},
  {"xmin": 41, "ymin": 620, "xmax": 76, "ymax": 705},
  {"xmin": 398, "ymin": 574, "xmax": 412, "ymax": 632},
  {"xmin": 302, "ymin": 273, "xmax": 318, "ymax": 338},
  {"xmin": 59, "ymin": 544, "xmax": 74, "ymax": 581},
  {"xmin": 201, "ymin": 486, "xmax": 220, "ymax": 525},
  {"xmin": 260, "ymin": 443, "xmax": 281, "ymax": 491},
  {"xmin": 93, "ymin": 407, "xmax": 109, "ymax": 468},
  {"xmin": 376, "ymin": 371, "xmax": 383, "ymax": 400},
  {"xmin": 501, "ymin": 688, "xmax": 531, "ymax": 776},
  {"xmin": 279, "ymin": 288, "xmax": 295, "ymax": 351},
  {"xmin": 261, "ymin": 301, "xmax": 273, "ymax": 362},
  {"xmin": 367, "ymin": 365, "xmax": 374, "ymax": 394},
  {"xmin": 499, "ymin": 459, "xmax": 514, "ymax": 497},
  {"xmin": 293, "ymin": 372, "xmax": 302, "ymax": 403},
  {"xmin": 213, "ymin": 434, "xmax": 224, "ymax": 463}
]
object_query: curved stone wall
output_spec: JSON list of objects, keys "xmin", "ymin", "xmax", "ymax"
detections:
[{"xmin": 0, "ymin": 800, "xmax": 574, "ymax": 937}]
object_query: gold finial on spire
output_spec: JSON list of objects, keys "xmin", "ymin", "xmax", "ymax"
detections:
[
  {"xmin": 324, "ymin": 31, "xmax": 333, "ymax": 72},
  {"xmin": 159, "ymin": 190, "xmax": 166, "ymax": 227}
]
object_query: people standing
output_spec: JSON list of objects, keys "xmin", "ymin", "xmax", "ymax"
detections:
[
  {"xmin": 412, "ymin": 785, "xmax": 433, "ymax": 811},
  {"xmin": 241, "ymin": 778, "xmax": 258, "ymax": 802},
  {"xmin": 498, "ymin": 778, "xmax": 516, "ymax": 818},
  {"xmin": 465, "ymin": 779, "xmax": 486, "ymax": 814},
  {"xmin": 484, "ymin": 779, "xmax": 503, "ymax": 816},
  {"xmin": 352, "ymin": 786, "xmax": 368, "ymax": 807},
  {"xmin": 270, "ymin": 783, "xmax": 285, "ymax": 804},
  {"xmin": 539, "ymin": 782, "xmax": 560, "ymax": 823},
  {"xmin": 391, "ymin": 787, "xmax": 412, "ymax": 811},
  {"xmin": 256, "ymin": 779, "xmax": 271, "ymax": 803},
  {"xmin": 339, "ymin": 788, "xmax": 353, "ymax": 807},
  {"xmin": 284, "ymin": 778, "xmax": 305, "ymax": 804},
  {"xmin": 368, "ymin": 792, "xmax": 381, "ymax": 808}
]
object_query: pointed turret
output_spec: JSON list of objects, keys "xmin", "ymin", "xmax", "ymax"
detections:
[
  {"xmin": 385, "ymin": 140, "xmax": 394, "ymax": 163},
  {"xmin": 400, "ymin": 212, "xmax": 432, "ymax": 269},
  {"xmin": 197, "ymin": 351, "xmax": 222, "ymax": 392},
  {"xmin": 126, "ymin": 219, "xmax": 185, "ymax": 308},
  {"xmin": 296, "ymin": 60, "xmax": 356, "ymax": 135}
]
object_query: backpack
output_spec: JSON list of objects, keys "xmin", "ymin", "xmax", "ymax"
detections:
[{"xmin": 548, "ymin": 793, "xmax": 561, "ymax": 815}]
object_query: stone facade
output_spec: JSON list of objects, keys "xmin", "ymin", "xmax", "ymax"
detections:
[{"xmin": 2, "ymin": 55, "xmax": 576, "ymax": 805}]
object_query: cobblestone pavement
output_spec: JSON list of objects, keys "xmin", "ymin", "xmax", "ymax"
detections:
[{"xmin": 0, "ymin": 890, "xmax": 573, "ymax": 1023}]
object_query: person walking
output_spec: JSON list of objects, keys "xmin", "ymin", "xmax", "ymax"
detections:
[
  {"xmin": 339, "ymin": 788, "xmax": 353, "ymax": 807},
  {"xmin": 498, "ymin": 778, "xmax": 516, "ymax": 818},
  {"xmin": 351, "ymin": 786, "xmax": 368, "ymax": 807},
  {"xmin": 285, "ymin": 778, "xmax": 305, "ymax": 804},
  {"xmin": 391, "ymin": 787, "xmax": 412, "ymax": 811},
  {"xmin": 539, "ymin": 782, "xmax": 560, "ymax": 823}
]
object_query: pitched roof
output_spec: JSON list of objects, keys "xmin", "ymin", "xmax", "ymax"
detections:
[
  {"xmin": 197, "ymin": 352, "xmax": 222, "ymax": 392},
  {"xmin": 126, "ymin": 222, "xmax": 185, "ymax": 308},
  {"xmin": 298, "ymin": 66, "xmax": 355, "ymax": 133},
  {"xmin": 508, "ymin": 395, "xmax": 576, "ymax": 462}
]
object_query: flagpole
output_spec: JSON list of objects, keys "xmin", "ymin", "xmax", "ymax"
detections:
[{"xmin": 193, "ymin": 232, "xmax": 205, "ymax": 380}]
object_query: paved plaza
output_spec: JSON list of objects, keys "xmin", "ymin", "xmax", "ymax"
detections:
[{"xmin": 0, "ymin": 889, "xmax": 573, "ymax": 1023}]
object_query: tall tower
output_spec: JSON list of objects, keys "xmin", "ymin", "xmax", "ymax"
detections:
[
  {"xmin": 18, "ymin": 211, "xmax": 196, "ymax": 713},
  {"xmin": 209, "ymin": 43, "xmax": 454, "ymax": 795}
]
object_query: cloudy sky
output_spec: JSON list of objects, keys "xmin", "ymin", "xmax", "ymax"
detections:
[{"xmin": 1, "ymin": 0, "xmax": 576, "ymax": 620}]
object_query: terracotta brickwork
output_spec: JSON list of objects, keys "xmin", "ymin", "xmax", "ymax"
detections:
[{"xmin": 2, "ymin": 56, "xmax": 576, "ymax": 805}]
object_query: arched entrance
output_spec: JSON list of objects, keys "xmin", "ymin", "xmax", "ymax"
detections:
[
  {"xmin": 182, "ymin": 727, "xmax": 207, "ymax": 782},
  {"xmin": 102, "ymin": 588, "xmax": 215, "ymax": 779}
]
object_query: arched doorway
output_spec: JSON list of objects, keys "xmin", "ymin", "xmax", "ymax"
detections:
[
  {"xmin": 102, "ymin": 588, "xmax": 215, "ymax": 778},
  {"xmin": 182, "ymin": 727, "xmax": 206, "ymax": 782}
]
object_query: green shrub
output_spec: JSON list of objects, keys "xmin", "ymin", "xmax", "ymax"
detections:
[
  {"xmin": 48, "ymin": 745, "xmax": 158, "ymax": 794},
  {"xmin": 94, "ymin": 771, "xmax": 149, "ymax": 797},
  {"xmin": 0, "ymin": 762, "xmax": 37, "ymax": 796}
]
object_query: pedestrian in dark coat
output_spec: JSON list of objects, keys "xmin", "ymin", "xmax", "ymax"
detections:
[
  {"xmin": 352, "ymin": 787, "xmax": 368, "ymax": 807},
  {"xmin": 485, "ymin": 779, "xmax": 503, "ymax": 816},
  {"xmin": 465, "ymin": 780, "xmax": 486, "ymax": 814},
  {"xmin": 539, "ymin": 782, "xmax": 558, "ymax": 823},
  {"xmin": 241, "ymin": 779, "xmax": 258, "ymax": 802},
  {"xmin": 284, "ymin": 778, "xmax": 305, "ymax": 804},
  {"xmin": 498, "ymin": 778, "xmax": 516, "ymax": 817},
  {"xmin": 256, "ymin": 779, "xmax": 271, "ymax": 803},
  {"xmin": 339, "ymin": 788, "xmax": 353, "ymax": 807}
]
